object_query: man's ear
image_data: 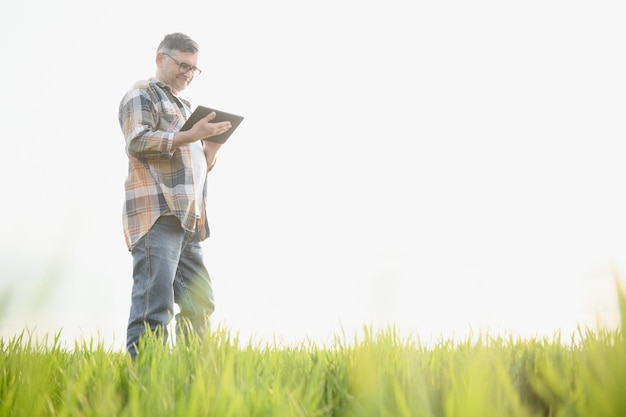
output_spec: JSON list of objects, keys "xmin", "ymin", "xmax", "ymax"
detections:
[{"xmin": 156, "ymin": 52, "xmax": 164, "ymax": 68}]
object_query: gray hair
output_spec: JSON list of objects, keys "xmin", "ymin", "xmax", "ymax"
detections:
[{"xmin": 157, "ymin": 33, "xmax": 199, "ymax": 54}]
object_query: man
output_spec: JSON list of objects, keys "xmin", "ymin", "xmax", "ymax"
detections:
[{"xmin": 118, "ymin": 33, "xmax": 232, "ymax": 358}]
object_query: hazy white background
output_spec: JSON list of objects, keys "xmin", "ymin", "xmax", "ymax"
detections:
[{"xmin": 1, "ymin": 0, "xmax": 625, "ymax": 350}]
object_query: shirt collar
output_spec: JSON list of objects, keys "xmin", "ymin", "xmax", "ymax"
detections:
[{"xmin": 148, "ymin": 78, "xmax": 192, "ymax": 109}]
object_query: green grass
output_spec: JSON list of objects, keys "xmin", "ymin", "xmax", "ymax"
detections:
[{"xmin": 1, "ymin": 286, "xmax": 625, "ymax": 417}]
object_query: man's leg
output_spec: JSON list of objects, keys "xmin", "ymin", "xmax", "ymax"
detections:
[
  {"xmin": 126, "ymin": 215, "xmax": 185, "ymax": 358},
  {"xmin": 174, "ymin": 233, "xmax": 215, "ymax": 344}
]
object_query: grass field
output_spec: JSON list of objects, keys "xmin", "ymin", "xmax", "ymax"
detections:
[{"xmin": 1, "ymin": 287, "xmax": 625, "ymax": 417}]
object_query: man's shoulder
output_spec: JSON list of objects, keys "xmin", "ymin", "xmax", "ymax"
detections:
[
  {"xmin": 120, "ymin": 79, "xmax": 148, "ymax": 102},
  {"xmin": 131, "ymin": 79, "xmax": 151, "ymax": 89},
  {"xmin": 120, "ymin": 79, "xmax": 171, "ymax": 107},
  {"xmin": 123, "ymin": 79, "xmax": 161, "ymax": 95}
]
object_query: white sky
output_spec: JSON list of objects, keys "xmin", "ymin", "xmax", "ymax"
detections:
[{"xmin": 1, "ymin": 0, "xmax": 625, "ymax": 350}]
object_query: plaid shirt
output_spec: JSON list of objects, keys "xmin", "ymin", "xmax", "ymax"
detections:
[{"xmin": 118, "ymin": 78, "xmax": 209, "ymax": 250}]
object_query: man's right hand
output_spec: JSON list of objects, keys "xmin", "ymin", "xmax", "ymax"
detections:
[{"xmin": 172, "ymin": 112, "xmax": 232, "ymax": 151}]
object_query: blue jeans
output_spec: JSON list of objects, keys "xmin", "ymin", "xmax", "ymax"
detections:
[{"xmin": 126, "ymin": 215, "xmax": 215, "ymax": 357}]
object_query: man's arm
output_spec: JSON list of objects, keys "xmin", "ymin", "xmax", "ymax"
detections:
[
  {"xmin": 120, "ymin": 85, "xmax": 231, "ymax": 158},
  {"xmin": 119, "ymin": 87, "xmax": 175, "ymax": 159},
  {"xmin": 203, "ymin": 140, "xmax": 222, "ymax": 171}
]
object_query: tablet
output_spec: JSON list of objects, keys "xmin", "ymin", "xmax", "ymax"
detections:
[{"xmin": 180, "ymin": 105, "xmax": 244, "ymax": 144}]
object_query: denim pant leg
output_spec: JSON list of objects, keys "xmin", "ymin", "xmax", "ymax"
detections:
[
  {"xmin": 174, "ymin": 234, "xmax": 215, "ymax": 342},
  {"xmin": 126, "ymin": 215, "xmax": 185, "ymax": 357}
]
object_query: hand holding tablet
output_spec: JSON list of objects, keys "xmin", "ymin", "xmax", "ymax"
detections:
[{"xmin": 180, "ymin": 105, "xmax": 245, "ymax": 144}]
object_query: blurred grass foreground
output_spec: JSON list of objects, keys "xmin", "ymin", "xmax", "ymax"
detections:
[{"xmin": 1, "ymin": 285, "xmax": 625, "ymax": 417}]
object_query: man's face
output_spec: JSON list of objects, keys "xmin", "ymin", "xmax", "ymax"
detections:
[{"xmin": 156, "ymin": 51, "xmax": 200, "ymax": 94}]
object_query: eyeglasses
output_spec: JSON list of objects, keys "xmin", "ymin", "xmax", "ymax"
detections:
[{"xmin": 162, "ymin": 53, "xmax": 202, "ymax": 78}]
